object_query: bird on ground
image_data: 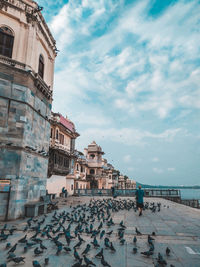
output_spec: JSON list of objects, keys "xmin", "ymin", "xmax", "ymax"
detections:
[
  {"xmin": 110, "ymin": 242, "xmax": 116, "ymax": 252},
  {"xmin": 91, "ymin": 237, "xmax": 100, "ymax": 248},
  {"xmin": 133, "ymin": 236, "xmax": 137, "ymax": 244},
  {"xmin": 64, "ymin": 246, "xmax": 71, "ymax": 252},
  {"xmin": 74, "ymin": 240, "xmax": 82, "ymax": 249},
  {"xmin": 0, "ymin": 264, "xmax": 6, "ymax": 267},
  {"xmin": 83, "ymin": 255, "xmax": 96, "ymax": 266},
  {"xmin": 34, "ymin": 247, "xmax": 43, "ymax": 255},
  {"xmin": 120, "ymin": 238, "xmax": 125, "ymax": 245},
  {"xmin": 8, "ymin": 243, "xmax": 17, "ymax": 254},
  {"xmin": 166, "ymin": 247, "xmax": 171, "ymax": 256},
  {"xmin": 104, "ymin": 237, "xmax": 110, "ymax": 248},
  {"xmin": 82, "ymin": 244, "xmax": 91, "ymax": 255},
  {"xmin": 5, "ymin": 243, "xmax": 11, "ymax": 249},
  {"xmin": 135, "ymin": 227, "xmax": 142, "ymax": 235},
  {"xmin": 71, "ymin": 259, "xmax": 83, "ymax": 267},
  {"xmin": 101, "ymin": 255, "xmax": 111, "ymax": 267},
  {"xmin": 11, "ymin": 257, "xmax": 25, "ymax": 264},
  {"xmin": 32, "ymin": 261, "xmax": 41, "ymax": 267},
  {"xmin": 74, "ymin": 248, "xmax": 81, "ymax": 261},
  {"xmin": 95, "ymin": 248, "xmax": 103, "ymax": 258},
  {"xmin": 40, "ymin": 243, "xmax": 47, "ymax": 250},
  {"xmin": 106, "ymin": 230, "xmax": 113, "ymax": 236},
  {"xmin": 157, "ymin": 253, "xmax": 167, "ymax": 265},
  {"xmin": 56, "ymin": 244, "xmax": 62, "ymax": 255},
  {"xmin": 44, "ymin": 258, "xmax": 49, "ymax": 265},
  {"xmin": 133, "ymin": 247, "xmax": 137, "ymax": 254},
  {"xmin": 18, "ymin": 234, "xmax": 27, "ymax": 243},
  {"xmin": 100, "ymin": 230, "xmax": 105, "ymax": 239},
  {"xmin": 141, "ymin": 250, "xmax": 154, "ymax": 257},
  {"xmin": 7, "ymin": 252, "xmax": 16, "ymax": 261}
]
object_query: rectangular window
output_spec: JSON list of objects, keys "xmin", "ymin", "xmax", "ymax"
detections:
[
  {"xmin": 64, "ymin": 158, "xmax": 69, "ymax": 167},
  {"xmin": 71, "ymin": 184, "xmax": 73, "ymax": 190},
  {"xmin": 59, "ymin": 133, "xmax": 64, "ymax": 145},
  {"xmin": 59, "ymin": 156, "xmax": 63, "ymax": 166},
  {"xmin": 0, "ymin": 30, "xmax": 14, "ymax": 58}
]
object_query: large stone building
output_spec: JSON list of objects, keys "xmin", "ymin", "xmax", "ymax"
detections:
[
  {"xmin": 47, "ymin": 112, "xmax": 79, "ymax": 196},
  {"xmin": 0, "ymin": 0, "xmax": 56, "ymax": 220}
]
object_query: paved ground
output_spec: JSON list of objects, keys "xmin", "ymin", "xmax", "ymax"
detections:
[{"xmin": 0, "ymin": 196, "xmax": 200, "ymax": 267}]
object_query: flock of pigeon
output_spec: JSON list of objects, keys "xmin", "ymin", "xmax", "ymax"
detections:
[{"xmin": 0, "ymin": 198, "xmax": 174, "ymax": 267}]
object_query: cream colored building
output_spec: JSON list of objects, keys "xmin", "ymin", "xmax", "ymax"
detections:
[{"xmin": 0, "ymin": 0, "xmax": 57, "ymax": 219}]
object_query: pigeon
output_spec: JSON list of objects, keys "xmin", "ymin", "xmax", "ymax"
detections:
[
  {"xmin": 135, "ymin": 227, "xmax": 142, "ymax": 235},
  {"xmin": 34, "ymin": 247, "xmax": 43, "ymax": 255},
  {"xmin": 74, "ymin": 248, "xmax": 81, "ymax": 261},
  {"xmin": 82, "ymin": 244, "xmax": 91, "ymax": 255},
  {"xmin": 133, "ymin": 236, "xmax": 137, "ymax": 244},
  {"xmin": 133, "ymin": 247, "xmax": 137, "ymax": 254},
  {"xmin": 5, "ymin": 243, "xmax": 11, "ymax": 249},
  {"xmin": 166, "ymin": 247, "xmax": 171, "ymax": 256},
  {"xmin": 110, "ymin": 242, "xmax": 116, "ymax": 252},
  {"xmin": 64, "ymin": 246, "xmax": 71, "ymax": 252},
  {"xmin": 101, "ymin": 255, "xmax": 111, "ymax": 267},
  {"xmin": 8, "ymin": 243, "xmax": 17, "ymax": 254},
  {"xmin": 95, "ymin": 248, "xmax": 103, "ymax": 258},
  {"xmin": 18, "ymin": 235, "xmax": 27, "ymax": 243},
  {"xmin": 83, "ymin": 255, "xmax": 96, "ymax": 266},
  {"xmin": 0, "ymin": 264, "xmax": 6, "ymax": 267},
  {"xmin": 11, "ymin": 257, "xmax": 25, "ymax": 264},
  {"xmin": 44, "ymin": 258, "xmax": 49, "ymax": 265},
  {"xmin": 32, "ymin": 261, "xmax": 41, "ymax": 267},
  {"xmin": 141, "ymin": 250, "xmax": 154, "ymax": 257}
]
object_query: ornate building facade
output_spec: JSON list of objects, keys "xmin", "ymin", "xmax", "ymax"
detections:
[
  {"xmin": 0, "ymin": 0, "xmax": 56, "ymax": 220},
  {"xmin": 47, "ymin": 112, "xmax": 79, "ymax": 196}
]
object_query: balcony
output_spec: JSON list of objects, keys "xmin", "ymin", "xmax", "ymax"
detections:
[
  {"xmin": 34, "ymin": 73, "xmax": 52, "ymax": 100},
  {"xmin": 0, "ymin": 55, "xmax": 26, "ymax": 70}
]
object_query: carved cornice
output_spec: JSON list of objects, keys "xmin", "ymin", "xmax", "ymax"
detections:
[{"xmin": 0, "ymin": 0, "xmax": 57, "ymax": 55}]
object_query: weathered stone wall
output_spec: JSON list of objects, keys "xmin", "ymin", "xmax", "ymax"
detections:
[{"xmin": 0, "ymin": 68, "xmax": 51, "ymax": 220}]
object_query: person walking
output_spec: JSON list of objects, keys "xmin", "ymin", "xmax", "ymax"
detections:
[{"xmin": 135, "ymin": 185, "xmax": 144, "ymax": 216}]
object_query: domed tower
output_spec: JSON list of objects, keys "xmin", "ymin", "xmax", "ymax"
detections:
[
  {"xmin": 85, "ymin": 141, "xmax": 104, "ymax": 188},
  {"xmin": 0, "ymin": 0, "xmax": 57, "ymax": 219}
]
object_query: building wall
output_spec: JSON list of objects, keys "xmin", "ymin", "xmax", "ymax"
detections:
[
  {"xmin": 0, "ymin": 0, "xmax": 56, "ymax": 88},
  {"xmin": 66, "ymin": 178, "xmax": 74, "ymax": 195},
  {"xmin": 0, "ymin": 0, "xmax": 56, "ymax": 220},
  {"xmin": 46, "ymin": 175, "xmax": 67, "ymax": 197}
]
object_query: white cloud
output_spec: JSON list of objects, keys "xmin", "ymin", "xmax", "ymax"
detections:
[
  {"xmin": 76, "ymin": 126, "xmax": 182, "ymax": 151},
  {"xmin": 167, "ymin": 168, "xmax": 175, "ymax": 172},
  {"xmin": 153, "ymin": 167, "xmax": 163, "ymax": 174},
  {"xmin": 123, "ymin": 155, "xmax": 131, "ymax": 163},
  {"xmin": 152, "ymin": 157, "xmax": 159, "ymax": 162}
]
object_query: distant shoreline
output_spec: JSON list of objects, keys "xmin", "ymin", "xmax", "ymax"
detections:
[{"xmin": 136, "ymin": 183, "xmax": 200, "ymax": 189}]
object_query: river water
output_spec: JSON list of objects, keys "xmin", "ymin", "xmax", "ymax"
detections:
[{"xmin": 179, "ymin": 189, "xmax": 200, "ymax": 200}]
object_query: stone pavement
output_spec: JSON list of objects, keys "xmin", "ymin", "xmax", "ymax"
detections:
[{"xmin": 0, "ymin": 196, "xmax": 200, "ymax": 267}]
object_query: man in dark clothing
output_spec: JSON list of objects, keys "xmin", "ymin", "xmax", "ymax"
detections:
[{"xmin": 135, "ymin": 185, "xmax": 144, "ymax": 216}]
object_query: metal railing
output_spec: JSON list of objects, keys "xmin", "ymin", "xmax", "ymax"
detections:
[{"xmin": 74, "ymin": 188, "xmax": 181, "ymax": 197}]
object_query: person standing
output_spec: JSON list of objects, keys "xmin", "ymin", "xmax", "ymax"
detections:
[{"xmin": 135, "ymin": 185, "xmax": 144, "ymax": 216}]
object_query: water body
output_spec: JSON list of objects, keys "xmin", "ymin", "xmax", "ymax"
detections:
[{"xmin": 179, "ymin": 189, "xmax": 200, "ymax": 200}]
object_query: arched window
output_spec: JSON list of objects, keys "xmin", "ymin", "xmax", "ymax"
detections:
[
  {"xmin": 90, "ymin": 169, "xmax": 95, "ymax": 175},
  {"xmin": 38, "ymin": 54, "xmax": 44, "ymax": 78},
  {"xmin": 0, "ymin": 26, "xmax": 14, "ymax": 58},
  {"xmin": 56, "ymin": 129, "xmax": 59, "ymax": 140}
]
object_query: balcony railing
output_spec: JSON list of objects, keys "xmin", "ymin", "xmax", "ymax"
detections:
[
  {"xmin": 0, "ymin": 55, "xmax": 26, "ymax": 70},
  {"xmin": 74, "ymin": 188, "xmax": 181, "ymax": 198}
]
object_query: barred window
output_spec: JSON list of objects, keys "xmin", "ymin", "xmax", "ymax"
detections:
[{"xmin": 0, "ymin": 26, "xmax": 14, "ymax": 58}]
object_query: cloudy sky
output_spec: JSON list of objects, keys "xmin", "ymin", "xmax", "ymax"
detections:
[{"xmin": 38, "ymin": 0, "xmax": 200, "ymax": 186}]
